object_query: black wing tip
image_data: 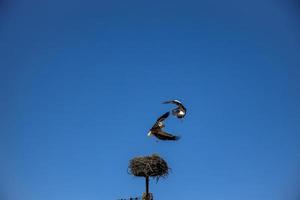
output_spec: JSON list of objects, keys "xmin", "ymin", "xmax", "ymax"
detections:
[
  {"xmin": 156, "ymin": 111, "xmax": 170, "ymax": 122},
  {"xmin": 175, "ymin": 136, "xmax": 181, "ymax": 140},
  {"xmin": 162, "ymin": 99, "xmax": 183, "ymax": 105},
  {"xmin": 162, "ymin": 111, "xmax": 170, "ymax": 117},
  {"xmin": 173, "ymin": 135, "xmax": 181, "ymax": 141}
]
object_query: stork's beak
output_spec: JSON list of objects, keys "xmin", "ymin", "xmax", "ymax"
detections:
[{"xmin": 147, "ymin": 131, "xmax": 152, "ymax": 136}]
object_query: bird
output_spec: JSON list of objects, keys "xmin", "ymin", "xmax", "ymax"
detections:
[
  {"xmin": 147, "ymin": 112, "xmax": 180, "ymax": 141},
  {"xmin": 162, "ymin": 99, "xmax": 186, "ymax": 119}
]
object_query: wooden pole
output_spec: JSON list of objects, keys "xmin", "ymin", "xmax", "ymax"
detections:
[
  {"xmin": 142, "ymin": 176, "xmax": 153, "ymax": 200},
  {"xmin": 146, "ymin": 176, "xmax": 149, "ymax": 196}
]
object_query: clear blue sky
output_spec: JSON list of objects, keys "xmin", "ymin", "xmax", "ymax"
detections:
[{"xmin": 1, "ymin": 0, "xmax": 300, "ymax": 200}]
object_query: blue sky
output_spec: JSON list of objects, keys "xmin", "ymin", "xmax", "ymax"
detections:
[{"xmin": 1, "ymin": 0, "xmax": 300, "ymax": 200}]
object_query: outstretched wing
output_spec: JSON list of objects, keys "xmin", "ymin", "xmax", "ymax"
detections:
[
  {"xmin": 163, "ymin": 99, "xmax": 183, "ymax": 107},
  {"xmin": 155, "ymin": 130, "xmax": 180, "ymax": 141},
  {"xmin": 163, "ymin": 100, "xmax": 186, "ymax": 114},
  {"xmin": 149, "ymin": 112, "xmax": 170, "ymax": 131},
  {"xmin": 156, "ymin": 111, "xmax": 170, "ymax": 123}
]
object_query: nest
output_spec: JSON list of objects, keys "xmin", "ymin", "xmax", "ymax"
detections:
[{"xmin": 128, "ymin": 154, "xmax": 169, "ymax": 180}]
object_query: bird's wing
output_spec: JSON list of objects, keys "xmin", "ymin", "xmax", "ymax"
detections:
[
  {"xmin": 180, "ymin": 104, "xmax": 187, "ymax": 112},
  {"xmin": 156, "ymin": 111, "xmax": 170, "ymax": 123},
  {"xmin": 149, "ymin": 112, "xmax": 170, "ymax": 130},
  {"xmin": 162, "ymin": 99, "xmax": 183, "ymax": 107},
  {"xmin": 156, "ymin": 130, "xmax": 180, "ymax": 140}
]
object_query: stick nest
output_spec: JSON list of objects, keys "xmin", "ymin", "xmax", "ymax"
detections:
[{"xmin": 128, "ymin": 154, "xmax": 169, "ymax": 179}]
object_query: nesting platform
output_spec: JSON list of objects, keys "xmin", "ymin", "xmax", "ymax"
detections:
[{"xmin": 128, "ymin": 154, "xmax": 169, "ymax": 179}]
